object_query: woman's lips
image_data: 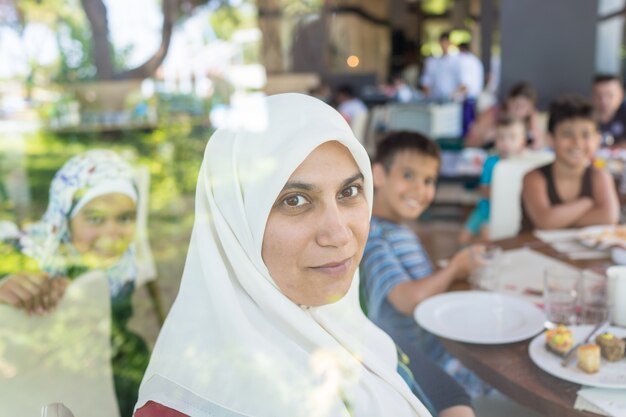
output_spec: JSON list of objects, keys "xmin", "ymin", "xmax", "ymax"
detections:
[{"xmin": 310, "ymin": 258, "xmax": 352, "ymax": 276}]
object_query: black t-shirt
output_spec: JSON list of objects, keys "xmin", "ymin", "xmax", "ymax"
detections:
[{"xmin": 599, "ymin": 101, "xmax": 626, "ymax": 146}]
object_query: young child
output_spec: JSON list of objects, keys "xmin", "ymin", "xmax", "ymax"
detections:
[
  {"xmin": 521, "ymin": 96, "xmax": 619, "ymax": 231},
  {"xmin": 459, "ymin": 116, "xmax": 527, "ymax": 243},
  {"xmin": 361, "ymin": 131, "xmax": 490, "ymax": 398}
]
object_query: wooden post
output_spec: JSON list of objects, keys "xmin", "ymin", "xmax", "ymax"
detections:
[
  {"xmin": 326, "ymin": 0, "xmax": 391, "ymax": 82},
  {"xmin": 258, "ymin": 0, "xmax": 284, "ymax": 74}
]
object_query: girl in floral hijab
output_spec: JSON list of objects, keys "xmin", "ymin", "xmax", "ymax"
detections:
[{"xmin": 0, "ymin": 149, "xmax": 151, "ymax": 417}]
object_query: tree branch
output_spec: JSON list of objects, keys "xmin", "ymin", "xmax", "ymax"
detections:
[{"xmin": 116, "ymin": 0, "xmax": 179, "ymax": 80}]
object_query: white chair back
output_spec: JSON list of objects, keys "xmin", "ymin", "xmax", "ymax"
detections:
[
  {"xmin": 489, "ymin": 151, "xmax": 554, "ymax": 240},
  {"xmin": 350, "ymin": 110, "xmax": 369, "ymax": 145}
]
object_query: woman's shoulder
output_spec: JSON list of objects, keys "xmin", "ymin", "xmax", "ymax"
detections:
[{"xmin": 135, "ymin": 401, "xmax": 190, "ymax": 417}]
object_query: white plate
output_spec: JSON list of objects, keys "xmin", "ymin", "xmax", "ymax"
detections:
[
  {"xmin": 577, "ymin": 225, "xmax": 626, "ymax": 250},
  {"xmin": 414, "ymin": 291, "xmax": 546, "ymax": 344},
  {"xmin": 529, "ymin": 325, "xmax": 626, "ymax": 389}
]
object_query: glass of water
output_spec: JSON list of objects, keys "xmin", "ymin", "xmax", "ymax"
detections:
[
  {"xmin": 543, "ymin": 266, "xmax": 581, "ymax": 326},
  {"xmin": 579, "ymin": 270, "xmax": 610, "ymax": 324},
  {"xmin": 469, "ymin": 245, "xmax": 503, "ymax": 291}
]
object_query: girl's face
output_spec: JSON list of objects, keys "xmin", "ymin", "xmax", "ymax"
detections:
[
  {"xmin": 262, "ymin": 141, "xmax": 370, "ymax": 307},
  {"xmin": 69, "ymin": 192, "xmax": 137, "ymax": 268},
  {"xmin": 506, "ymin": 96, "xmax": 534, "ymax": 120}
]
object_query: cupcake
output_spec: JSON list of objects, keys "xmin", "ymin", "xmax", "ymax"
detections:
[
  {"xmin": 545, "ymin": 325, "xmax": 573, "ymax": 357},
  {"xmin": 595, "ymin": 333, "xmax": 625, "ymax": 362}
]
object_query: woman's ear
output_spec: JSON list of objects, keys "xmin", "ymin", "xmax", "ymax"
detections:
[{"xmin": 372, "ymin": 163, "xmax": 387, "ymax": 189}]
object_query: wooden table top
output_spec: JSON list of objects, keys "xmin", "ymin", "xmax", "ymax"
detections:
[{"xmin": 440, "ymin": 233, "xmax": 614, "ymax": 417}]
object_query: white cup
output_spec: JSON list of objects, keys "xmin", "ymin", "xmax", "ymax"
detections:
[{"xmin": 606, "ymin": 266, "xmax": 626, "ymax": 327}]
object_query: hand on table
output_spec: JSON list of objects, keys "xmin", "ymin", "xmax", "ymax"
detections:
[
  {"xmin": 450, "ymin": 245, "xmax": 487, "ymax": 280},
  {"xmin": 0, "ymin": 273, "xmax": 69, "ymax": 315}
]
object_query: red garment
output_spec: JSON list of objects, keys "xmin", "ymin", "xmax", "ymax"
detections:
[{"xmin": 135, "ymin": 401, "xmax": 189, "ymax": 417}]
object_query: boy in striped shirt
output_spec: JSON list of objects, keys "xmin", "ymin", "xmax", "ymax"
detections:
[{"xmin": 361, "ymin": 131, "xmax": 490, "ymax": 398}]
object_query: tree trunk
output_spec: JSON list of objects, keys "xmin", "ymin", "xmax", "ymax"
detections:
[
  {"xmin": 81, "ymin": 0, "xmax": 178, "ymax": 80},
  {"xmin": 81, "ymin": 0, "xmax": 114, "ymax": 80},
  {"xmin": 257, "ymin": 0, "xmax": 284, "ymax": 73}
]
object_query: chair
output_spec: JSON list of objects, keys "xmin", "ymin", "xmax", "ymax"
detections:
[
  {"xmin": 489, "ymin": 151, "xmax": 554, "ymax": 240},
  {"xmin": 386, "ymin": 102, "xmax": 462, "ymax": 138}
]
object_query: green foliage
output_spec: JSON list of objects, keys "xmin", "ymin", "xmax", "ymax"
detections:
[
  {"xmin": 283, "ymin": 0, "xmax": 324, "ymax": 15},
  {"xmin": 421, "ymin": 0, "xmax": 452, "ymax": 15},
  {"xmin": 9, "ymin": 119, "xmax": 207, "ymax": 223}
]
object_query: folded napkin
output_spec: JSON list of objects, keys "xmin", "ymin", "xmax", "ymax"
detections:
[
  {"xmin": 496, "ymin": 247, "xmax": 579, "ymax": 297},
  {"xmin": 534, "ymin": 229, "xmax": 608, "ymax": 260},
  {"xmin": 534, "ymin": 229, "xmax": 581, "ymax": 243},
  {"xmin": 574, "ymin": 387, "xmax": 626, "ymax": 416}
]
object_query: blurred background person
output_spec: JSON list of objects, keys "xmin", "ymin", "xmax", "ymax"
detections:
[
  {"xmin": 591, "ymin": 74, "xmax": 626, "ymax": 146},
  {"xmin": 420, "ymin": 32, "xmax": 460, "ymax": 102},
  {"xmin": 465, "ymin": 81, "xmax": 544, "ymax": 150}
]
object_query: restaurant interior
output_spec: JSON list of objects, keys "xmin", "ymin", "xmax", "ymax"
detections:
[{"xmin": 1, "ymin": 0, "xmax": 626, "ymax": 416}]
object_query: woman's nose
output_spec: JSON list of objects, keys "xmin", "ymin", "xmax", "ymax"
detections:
[{"xmin": 316, "ymin": 205, "xmax": 352, "ymax": 247}]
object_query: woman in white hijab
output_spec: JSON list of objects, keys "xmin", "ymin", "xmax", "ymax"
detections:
[{"xmin": 134, "ymin": 93, "xmax": 433, "ymax": 417}]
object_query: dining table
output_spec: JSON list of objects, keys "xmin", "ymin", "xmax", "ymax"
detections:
[{"xmin": 439, "ymin": 232, "xmax": 615, "ymax": 417}]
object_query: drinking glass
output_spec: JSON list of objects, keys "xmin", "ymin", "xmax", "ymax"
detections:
[
  {"xmin": 469, "ymin": 245, "xmax": 503, "ymax": 292},
  {"xmin": 579, "ymin": 270, "xmax": 610, "ymax": 324},
  {"xmin": 543, "ymin": 266, "xmax": 580, "ymax": 326}
]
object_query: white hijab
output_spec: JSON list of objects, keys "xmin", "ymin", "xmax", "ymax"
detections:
[{"xmin": 135, "ymin": 93, "xmax": 431, "ymax": 417}]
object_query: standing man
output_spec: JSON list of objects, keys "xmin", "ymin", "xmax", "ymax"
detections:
[
  {"xmin": 592, "ymin": 74, "xmax": 626, "ymax": 146},
  {"xmin": 456, "ymin": 43, "xmax": 484, "ymax": 135},
  {"xmin": 420, "ymin": 32, "xmax": 461, "ymax": 102}
]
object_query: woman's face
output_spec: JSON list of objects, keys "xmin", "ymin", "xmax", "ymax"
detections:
[
  {"xmin": 69, "ymin": 192, "xmax": 137, "ymax": 268},
  {"xmin": 262, "ymin": 141, "xmax": 370, "ymax": 307}
]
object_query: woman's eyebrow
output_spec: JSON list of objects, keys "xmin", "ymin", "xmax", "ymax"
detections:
[
  {"xmin": 281, "ymin": 172, "xmax": 363, "ymax": 193},
  {"xmin": 341, "ymin": 172, "xmax": 364, "ymax": 188},
  {"xmin": 281, "ymin": 181, "xmax": 319, "ymax": 192}
]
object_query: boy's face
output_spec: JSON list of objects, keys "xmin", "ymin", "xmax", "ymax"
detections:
[
  {"xmin": 495, "ymin": 123, "xmax": 526, "ymax": 158},
  {"xmin": 551, "ymin": 118, "xmax": 600, "ymax": 169},
  {"xmin": 373, "ymin": 150, "xmax": 439, "ymax": 223}
]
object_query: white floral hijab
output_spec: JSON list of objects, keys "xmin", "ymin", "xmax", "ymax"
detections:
[
  {"xmin": 21, "ymin": 150, "xmax": 139, "ymax": 296},
  {"xmin": 135, "ymin": 94, "xmax": 431, "ymax": 417}
]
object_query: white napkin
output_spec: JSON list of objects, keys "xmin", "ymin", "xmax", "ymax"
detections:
[
  {"xmin": 494, "ymin": 248, "xmax": 579, "ymax": 303},
  {"xmin": 0, "ymin": 271, "xmax": 120, "ymax": 417},
  {"xmin": 534, "ymin": 229, "xmax": 581, "ymax": 243},
  {"xmin": 575, "ymin": 387, "xmax": 626, "ymax": 416},
  {"xmin": 534, "ymin": 229, "xmax": 608, "ymax": 260}
]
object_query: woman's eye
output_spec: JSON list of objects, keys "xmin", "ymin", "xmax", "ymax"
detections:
[
  {"xmin": 403, "ymin": 171, "xmax": 414, "ymax": 180},
  {"xmin": 425, "ymin": 178, "xmax": 436, "ymax": 186},
  {"xmin": 339, "ymin": 185, "xmax": 361, "ymax": 199},
  {"xmin": 282, "ymin": 194, "xmax": 308, "ymax": 207}
]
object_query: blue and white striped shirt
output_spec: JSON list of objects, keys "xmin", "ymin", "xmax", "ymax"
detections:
[{"xmin": 361, "ymin": 216, "xmax": 442, "ymax": 359}]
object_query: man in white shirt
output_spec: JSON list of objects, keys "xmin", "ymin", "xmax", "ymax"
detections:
[
  {"xmin": 420, "ymin": 32, "xmax": 461, "ymax": 102},
  {"xmin": 456, "ymin": 43, "xmax": 485, "ymax": 135},
  {"xmin": 457, "ymin": 43, "xmax": 484, "ymax": 100}
]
